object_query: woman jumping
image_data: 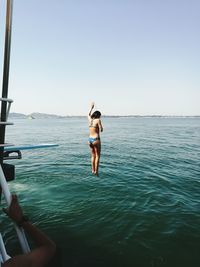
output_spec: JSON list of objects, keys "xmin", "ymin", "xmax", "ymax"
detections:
[{"xmin": 88, "ymin": 102, "xmax": 103, "ymax": 176}]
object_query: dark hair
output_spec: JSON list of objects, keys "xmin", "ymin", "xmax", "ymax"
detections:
[{"xmin": 91, "ymin": 110, "xmax": 101, "ymax": 119}]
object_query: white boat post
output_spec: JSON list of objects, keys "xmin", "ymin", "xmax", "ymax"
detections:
[
  {"xmin": 0, "ymin": 166, "xmax": 30, "ymax": 253},
  {"xmin": 0, "ymin": 233, "xmax": 11, "ymax": 262}
]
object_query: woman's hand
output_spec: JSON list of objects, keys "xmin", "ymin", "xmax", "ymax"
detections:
[{"xmin": 91, "ymin": 102, "xmax": 95, "ymax": 109}]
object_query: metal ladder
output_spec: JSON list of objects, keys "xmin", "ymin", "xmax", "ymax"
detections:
[
  {"xmin": 0, "ymin": 98, "xmax": 21, "ymax": 160},
  {"xmin": 0, "ymin": 98, "xmax": 13, "ymax": 125},
  {"xmin": 0, "ymin": 97, "xmax": 13, "ymax": 148}
]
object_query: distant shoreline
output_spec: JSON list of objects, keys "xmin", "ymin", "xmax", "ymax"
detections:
[{"xmin": 9, "ymin": 112, "xmax": 200, "ymax": 119}]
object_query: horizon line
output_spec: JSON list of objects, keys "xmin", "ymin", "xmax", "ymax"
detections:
[{"xmin": 10, "ymin": 112, "xmax": 200, "ymax": 117}]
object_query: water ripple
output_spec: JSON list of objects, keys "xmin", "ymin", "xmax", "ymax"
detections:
[{"xmin": 3, "ymin": 117, "xmax": 200, "ymax": 266}]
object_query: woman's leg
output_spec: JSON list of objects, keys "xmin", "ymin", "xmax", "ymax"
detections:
[
  {"xmin": 94, "ymin": 143, "xmax": 101, "ymax": 176},
  {"xmin": 90, "ymin": 144, "xmax": 96, "ymax": 173}
]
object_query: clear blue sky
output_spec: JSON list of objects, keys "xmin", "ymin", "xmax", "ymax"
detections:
[{"xmin": 1, "ymin": 0, "xmax": 200, "ymax": 116}]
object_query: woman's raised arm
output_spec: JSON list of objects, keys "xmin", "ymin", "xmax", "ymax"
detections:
[{"xmin": 88, "ymin": 102, "xmax": 95, "ymax": 118}]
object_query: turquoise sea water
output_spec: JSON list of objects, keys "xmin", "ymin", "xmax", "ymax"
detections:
[{"xmin": 1, "ymin": 117, "xmax": 200, "ymax": 267}]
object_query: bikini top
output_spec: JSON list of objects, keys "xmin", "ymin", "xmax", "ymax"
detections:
[{"xmin": 89, "ymin": 119, "xmax": 98, "ymax": 128}]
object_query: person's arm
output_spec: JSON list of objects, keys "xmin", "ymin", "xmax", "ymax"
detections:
[
  {"xmin": 3, "ymin": 195, "xmax": 56, "ymax": 267},
  {"xmin": 88, "ymin": 102, "xmax": 94, "ymax": 119},
  {"xmin": 98, "ymin": 119, "xmax": 103, "ymax": 132}
]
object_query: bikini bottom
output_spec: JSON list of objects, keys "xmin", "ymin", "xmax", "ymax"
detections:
[{"xmin": 88, "ymin": 137, "xmax": 100, "ymax": 144}]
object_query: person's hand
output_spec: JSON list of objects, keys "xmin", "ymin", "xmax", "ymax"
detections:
[
  {"xmin": 3, "ymin": 194, "xmax": 24, "ymax": 224},
  {"xmin": 91, "ymin": 102, "xmax": 95, "ymax": 109}
]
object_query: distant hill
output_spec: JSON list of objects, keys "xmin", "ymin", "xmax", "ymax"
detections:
[
  {"xmin": 9, "ymin": 112, "xmax": 67, "ymax": 119},
  {"xmin": 30, "ymin": 112, "xmax": 67, "ymax": 119},
  {"xmin": 9, "ymin": 112, "xmax": 27, "ymax": 119}
]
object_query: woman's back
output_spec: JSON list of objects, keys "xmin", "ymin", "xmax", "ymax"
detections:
[{"xmin": 89, "ymin": 118, "xmax": 100, "ymax": 136}]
